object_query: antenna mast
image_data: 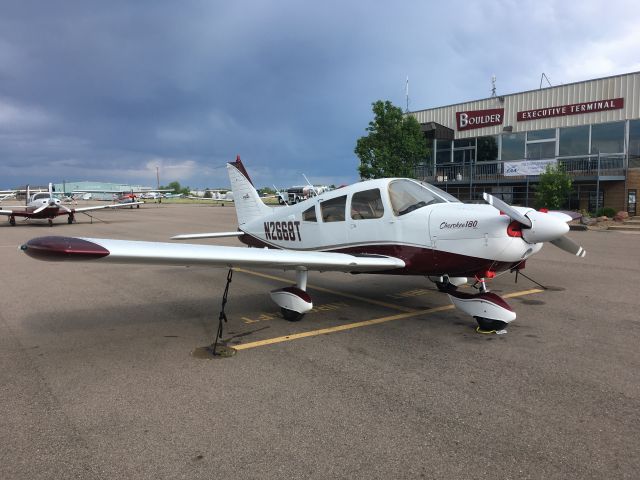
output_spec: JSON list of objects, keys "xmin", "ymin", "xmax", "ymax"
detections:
[
  {"xmin": 491, "ymin": 75, "xmax": 497, "ymax": 97},
  {"xmin": 405, "ymin": 76, "xmax": 409, "ymax": 112},
  {"xmin": 540, "ymin": 73, "xmax": 552, "ymax": 89}
]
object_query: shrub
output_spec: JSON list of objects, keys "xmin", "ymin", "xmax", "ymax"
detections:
[{"xmin": 595, "ymin": 207, "xmax": 616, "ymax": 218}]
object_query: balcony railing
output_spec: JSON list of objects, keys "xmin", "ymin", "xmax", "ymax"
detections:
[{"xmin": 417, "ymin": 153, "xmax": 626, "ymax": 184}]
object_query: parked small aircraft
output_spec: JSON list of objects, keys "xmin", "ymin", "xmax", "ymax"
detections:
[
  {"xmin": 2, "ymin": 183, "xmax": 143, "ymax": 226},
  {"xmin": 21, "ymin": 157, "xmax": 585, "ymax": 332},
  {"xmin": 0, "ymin": 190, "xmax": 17, "ymax": 203}
]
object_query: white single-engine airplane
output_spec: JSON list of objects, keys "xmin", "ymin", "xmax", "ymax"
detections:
[
  {"xmin": 2, "ymin": 183, "xmax": 143, "ymax": 226},
  {"xmin": 21, "ymin": 157, "xmax": 585, "ymax": 332}
]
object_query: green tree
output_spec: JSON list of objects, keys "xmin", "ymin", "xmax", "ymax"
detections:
[
  {"xmin": 161, "ymin": 181, "xmax": 190, "ymax": 195},
  {"xmin": 534, "ymin": 165, "xmax": 572, "ymax": 209},
  {"xmin": 355, "ymin": 100, "xmax": 429, "ymax": 179}
]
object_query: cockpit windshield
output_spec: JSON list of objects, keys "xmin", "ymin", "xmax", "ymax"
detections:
[{"xmin": 388, "ymin": 179, "xmax": 460, "ymax": 216}]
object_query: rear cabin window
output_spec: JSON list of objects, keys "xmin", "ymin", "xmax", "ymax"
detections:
[
  {"xmin": 350, "ymin": 189, "xmax": 384, "ymax": 220},
  {"xmin": 320, "ymin": 195, "xmax": 347, "ymax": 222},
  {"xmin": 388, "ymin": 179, "xmax": 450, "ymax": 216},
  {"xmin": 302, "ymin": 205, "xmax": 317, "ymax": 222}
]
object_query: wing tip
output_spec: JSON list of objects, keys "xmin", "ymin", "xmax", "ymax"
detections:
[{"xmin": 21, "ymin": 236, "xmax": 110, "ymax": 261}]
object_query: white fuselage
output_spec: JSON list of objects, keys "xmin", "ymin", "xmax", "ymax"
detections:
[{"xmin": 237, "ymin": 178, "xmax": 542, "ymax": 277}]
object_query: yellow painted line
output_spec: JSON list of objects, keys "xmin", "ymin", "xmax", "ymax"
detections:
[
  {"xmin": 233, "ymin": 288, "xmax": 544, "ymax": 350},
  {"xmin": 234, "ymin": 268, "xmax": 417, "ymax": 312}
]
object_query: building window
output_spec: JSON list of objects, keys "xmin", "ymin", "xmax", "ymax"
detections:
[
  {"xmin": 526, "ymin": 128, "xmax": 557, "ymax": 159},
  {"xmin": 527, "ymin": 141, "xmax": 556, "ymax": 160},
  {"xmin": 629, "ymin": 120, "xmax": 640, "ymax": 164},
  {"xmin": 527, "ymin": 129, "xmax": 555, "ymax": 141},
  {"xmin": 591, "ymin": 121, "xmax": 624, "ymax": 154},
  {"xmin": 477, "ymin": 136, "xmax": 498, "ymax": 162},
  {"xmin": 501, "ymin": 133, "xmax": 525, "ymax": 161},
  {"xmin": 435, "ymin": 140, "xmax": 452, "ymax": 164},
  {"xmin": 559, "ymin": 125, "xmax": 589, "ymax": 156}
]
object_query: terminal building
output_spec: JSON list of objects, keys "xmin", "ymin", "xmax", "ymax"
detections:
[{"xmin": 409, "ymin": 71, "xmax": 640, "ymax": 215}]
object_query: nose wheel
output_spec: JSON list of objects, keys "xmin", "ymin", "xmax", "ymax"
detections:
[{"xmin": 475, "ymin": 317, "xmax": 509, "ymax": 332}]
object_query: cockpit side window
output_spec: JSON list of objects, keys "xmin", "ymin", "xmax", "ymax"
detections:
[
  {"xmin": 302, "ymin": 205, "xmax": 317, "ymax": 222},
  {"xmin": 350, "ymin": 188, "xmax": 384, "ymax": 220},
  {"xmin": 320, "ymin": 195, "xmax": 346, "ymax": 222},
  {"xmin": 388, "ymin": 179, "xmax": 453, "ymax": 216}
]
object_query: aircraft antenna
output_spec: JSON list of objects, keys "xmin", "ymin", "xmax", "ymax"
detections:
[
  {"xmin": 273, "ymin": 184, "xmax": 289, "ymax": 205},
  {"xmin": 302, "ymin": 174, "xmax": 317, "ymax": 196}
]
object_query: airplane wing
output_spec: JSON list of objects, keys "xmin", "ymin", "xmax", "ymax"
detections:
[
  {"xmin": 0, "ymin": 209, "xmax": 14, "ymax": 215},
  {"xmin": 171, "ymin": 231, "xmax": 244, "ymax": 240},
  {"xmin": 21, "ymin": 236, "xmax": 406, "ymax": 273},
  {"xmin": 73, "ymin": 202, "xmax": 144, "ymax": 213}
]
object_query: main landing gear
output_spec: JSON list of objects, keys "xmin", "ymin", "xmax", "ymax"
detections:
[
  {"xmin": 432, "ymin": 275, "xmax": 515, "ymax": 333},
  {"xmin": 270, "ymin": 269, "xmax": 313, "ymax": 322}
]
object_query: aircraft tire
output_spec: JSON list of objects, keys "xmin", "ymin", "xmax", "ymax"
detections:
[
  {"xmin": 9, "ymin": 217, "xmax": 16, "ymax": 226},
  {"xmin": 281, "ymin": 308, "xmax": 305, "ymax": 322},
  {"xmin": 475, "ymin": 317, "xmax": 508, "ymax": 332},
  {"xmin": 435, "ymin": 281, "xmax": 457, "ymax": 292}
]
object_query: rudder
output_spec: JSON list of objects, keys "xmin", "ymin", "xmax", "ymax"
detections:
[{"xmin": 226, "ymin": 155, "xmax": 272, "ymax": 225}]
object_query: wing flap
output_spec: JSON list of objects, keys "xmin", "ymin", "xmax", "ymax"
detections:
[
  {"xmin": 21, "ymin": 236, "xmax": 405, "ymax": 272},
  {"xmin": 171, "ymin": 231, "xmax": 244, "ymax": 240}
]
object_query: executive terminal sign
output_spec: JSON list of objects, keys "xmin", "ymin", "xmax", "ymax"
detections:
[
  {"xmin": 517, "ymin": 98, "xmax": 624, "ymax": 121},
  {"xmin": 456, "ymin": 108, "xmax": 504, "ymax": 131}
]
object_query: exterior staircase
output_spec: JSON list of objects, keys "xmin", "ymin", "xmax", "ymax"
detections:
[{"xmin": 608, "ymin": 216, "xmax": 640, "ymax": 232}]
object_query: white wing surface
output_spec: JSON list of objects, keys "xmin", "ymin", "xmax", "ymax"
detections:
[
  {"xmin": 21, "ymin": 236, "xmax": 405, "ymax": 273},
  {"xmin": 74, "ymin": 202, "xmax": 144, "ymax": 212}
]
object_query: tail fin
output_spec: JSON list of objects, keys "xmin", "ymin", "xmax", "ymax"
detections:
[{"xmin": 227, "ymin": 155, "xmax": 272, "ymax": 225}]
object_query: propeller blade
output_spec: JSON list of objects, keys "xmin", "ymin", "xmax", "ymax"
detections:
[
  {"xmin": 33, "ymin": 203, "xmax": 49, "ymax": 214},
  {"xmin": 482, "ymin": 192, "xmax": 532, "ymax": 227},
  {"xmin": 59, "ymin": 204, "xmax": 72, "ymax": 213},
  {"xmin": 550, "ymin": 236, "xmax": 586, "ymax": 257}
]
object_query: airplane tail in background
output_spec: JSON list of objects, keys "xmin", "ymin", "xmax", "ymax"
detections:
[{"xmin": 227, "ymin": 156, "xmax": 272, "ymax": 225}]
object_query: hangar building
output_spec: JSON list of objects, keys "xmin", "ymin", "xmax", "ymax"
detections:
[{"xmin": 409, "ymin": 71, "xmax": 640, "ymax": 214}]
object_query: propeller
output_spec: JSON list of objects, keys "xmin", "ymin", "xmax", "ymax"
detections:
[
  {"xmin": 483, "ymin": 192, "xmax": 586, "ymax": 257},
  {"xmin": 33, "ymin": 203, "xmax": 50, "ymax": 214}
]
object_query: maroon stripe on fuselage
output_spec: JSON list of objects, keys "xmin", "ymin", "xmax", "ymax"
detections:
[
  {"xmin": 333, "ymin": 244, "xmax": 515, "ymax": 277},
  {"xmin": 240, "ymin": 232, "xmax": 517, "ymax": 277},
  {"xmin": 21, "ymin": 236, "xmax": 109, "ymax": 261}
]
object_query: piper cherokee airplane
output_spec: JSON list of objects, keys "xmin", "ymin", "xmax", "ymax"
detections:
[
  {"xmin": 1, "ymin": 183, "xmax": 143, "ymax": 226},
  {"xmin": 20, "ymin": 156, "xmax": 585, "ymax": 333}
]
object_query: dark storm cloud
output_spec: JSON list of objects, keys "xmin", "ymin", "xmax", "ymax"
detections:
[{"xmin": 1, "ymin": 0, "xmax": 639, "ymax": 189}]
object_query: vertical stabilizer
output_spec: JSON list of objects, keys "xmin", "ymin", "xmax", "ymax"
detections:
[{"xmin": 227, "ymin": 156, "xmax": 272, "ymax": 225}]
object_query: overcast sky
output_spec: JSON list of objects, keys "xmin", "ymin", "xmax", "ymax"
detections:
[{"xmin": 1, "ymin": 0, "xmax": 639, "ymax": 190}]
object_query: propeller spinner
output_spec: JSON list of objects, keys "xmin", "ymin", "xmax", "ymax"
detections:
[{"xmin": 483, "ymin": 193, "xmax": 586, "ymax": 257}]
